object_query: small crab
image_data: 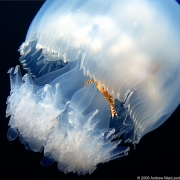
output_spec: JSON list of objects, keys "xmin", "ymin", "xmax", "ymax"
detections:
[{"xmin": 84, "ymin": 79, "xmax": 118, "ymax": 118}]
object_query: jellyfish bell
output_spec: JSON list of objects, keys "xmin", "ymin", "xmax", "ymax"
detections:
[
  {"xmin": 6, "ymin": 0, "xmax": 180, "ymax": 175},
  {"xmin": 20, "ymin": 0, "xmax": 180, "ymax": 143}
]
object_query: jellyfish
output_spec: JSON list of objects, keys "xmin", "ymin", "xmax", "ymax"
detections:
[{"xmin": 5, "ymin": 0, "xmax": 180, "ymax": 175}]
